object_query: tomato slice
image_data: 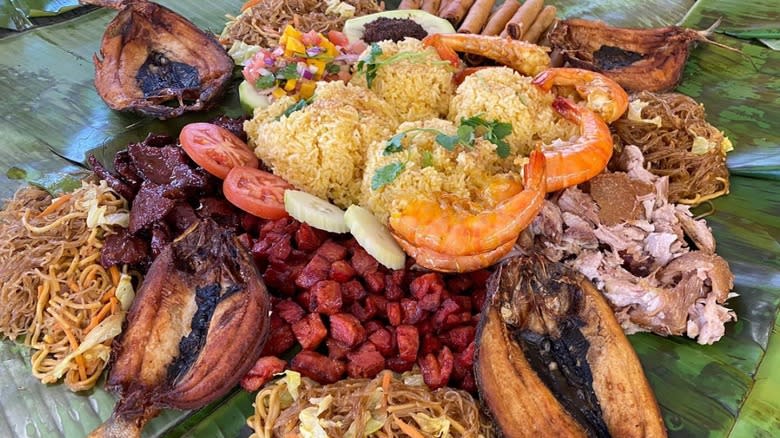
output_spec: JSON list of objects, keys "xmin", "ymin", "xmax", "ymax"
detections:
[
  {"xmin": 223, "ymin": 167, "xmax": 293, "ymax": 220},
  {"xmin": 327, "ymin": 30, "xmax": 350, "ymax": 48},
  {"xmin": 180, "ymin": 122, "xmax": 258, "ymax": 179}
]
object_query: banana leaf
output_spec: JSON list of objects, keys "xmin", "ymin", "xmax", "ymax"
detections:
[
  {"xmin": 0, "ymin": 0, "xmax": 81, "ymax": 31},
  {"xmin": 0, "ymin": 0, "xmax": 778, "ymax": 437}
]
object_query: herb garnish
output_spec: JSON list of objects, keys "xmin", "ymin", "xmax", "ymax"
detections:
[
  {"xmin": 255, "ymin": 74, "xmax": 276, "ymax": 90},
  {"xmin": 382, "ymin": 116, "xmax": 513, "ymax": 158},
  {"xmin": 275, "ymin": 63, "xmax": 300, "ymax": 80},
  {"xmin": 279, "ymin": 97, "xmax": 313, "ymax": 119},
  {"xmin": 371, "ymin": 161, "xmax": 405, "ymax": 190},
  {"xmin": 356, "ymin": 43, "xmax": 383, "ymax": 88},
  {"xmin": 356, "ymin": 43, "xmax": 452, "ymax": 89},
  {"xmin": 421, "ymin": 151, "xmax": 434, "ymax": 168},
  {"xmin": 325, "ymin": 63, "xmax": 341, "ymax": 74}
]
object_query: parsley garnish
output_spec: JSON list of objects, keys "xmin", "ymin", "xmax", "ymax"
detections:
[
  {"xmin": 421, "ymin": 151, "xmax": 434, "ymax": 168},
  {"xmin": 279, "ymin": 97, "xmax": 312, "ymax": 119},
  {"xmin": 371, "ymin": 161, "xmax": 405, "ymax": 190},
  {"xmin": 255, "ymin": 74, "xmax": 276, "ymax": 90},
  {"xmin": 276, "ymin": 63, "xmax": 300, "ymax": 80},
  {"xmin": 356, "ymin": 43, "xmax": 383, "ymax": 88},
  {"xmin": 325, "ymin": 63, "xmax": 341, "ymax": 74},
  {"xmin": 381, "ymin": 117, "xmax": 512, "ymax": 158}
]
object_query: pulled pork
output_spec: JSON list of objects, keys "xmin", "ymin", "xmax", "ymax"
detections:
[{"xmin": 518, "ymin": 145, "xmax": 735, "ymax": 344}]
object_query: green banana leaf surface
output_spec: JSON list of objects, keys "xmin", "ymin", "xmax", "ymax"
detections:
[{"xmin": 0, "ymin": 0, "xmax": 778, "ymax": 437}]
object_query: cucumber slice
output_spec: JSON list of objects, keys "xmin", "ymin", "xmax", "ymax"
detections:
[
  {"xmin": 238, "ymin": 80, "xmax": 270, "ymax": 114},
  {"xmin": 344, "ymin": 205, "xmax": 406, "ymax": 270},
  {"xmin": 284, "ymin": 190, "xmax": 349, "ymax": 233},
  {"xmin": 343, "ymin": 10, "xmax": 456, "ymax": 45}
]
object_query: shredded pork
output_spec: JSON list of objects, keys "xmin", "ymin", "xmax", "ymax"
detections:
[{"xmin": 517, "ymin": 145, "xmax": 735, "ymax": 344}]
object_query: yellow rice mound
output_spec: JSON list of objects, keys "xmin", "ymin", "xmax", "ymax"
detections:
[
  {"xmin": 361, "ymin": 118, "xmax": 526, "ymax": 224},
  {"xmin": 448, "ymin": 67, "xmax": 577, "ymax": 156},
  {"xmin": 350, "ymin": 38, "xmax": 455, "ymax": 122},
  {"xmin": 245, "ymin": 81, "xmax": 399, "ymax": 208}
]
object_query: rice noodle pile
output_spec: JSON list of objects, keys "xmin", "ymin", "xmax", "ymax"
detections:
[
  {"xmin": 222, "ymin": 0, "xmax": 384, "ymax": 48},
  {"xmin": 611, "ymin": 91, "xmax": 731, "ymax": 205},
  {"xmin": 248, "ymin": 370, "xmax": 494, "ymax": 438},
  {"xmin": 0, "ymin": 181, "xmax": 133, "ymax": 391}
]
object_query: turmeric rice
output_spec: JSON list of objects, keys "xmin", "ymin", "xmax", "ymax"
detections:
[
  {"xmin": 350, "ymin": 38, "xmax": 455, "ymax": 122},
  {"xmin": 361, "ymin": 118, "xmax": 526, "ymax": 224},
  {"xmin": 245, "ymin": 81, "xmax": 399, "ymax": 208},
  {"xmin": 448, "ymin": 67, "xmax": 577, "ymax": 156}
]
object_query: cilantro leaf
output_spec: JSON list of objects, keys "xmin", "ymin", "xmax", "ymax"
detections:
[
  {"xmin": 457, "ymin": 124, "xmax": 475, "ymax": 146},
  {"xmin": 255, "ymin": 74, "xmax": 276, "ymax": 90},
  {"xmin": 371, "ymin": 161, "xmax": 405, "ymax": 190},
  {"xmin": 384, "ymin": 132, "xmax": 406, "ymax": 155},
  {"xmin": 491, "ymin": 121, "xmax": 512, "ymax": 139},
  {"xmin": 421, "ymin": 151, "xmax": 434, "ymax": 168},
  {"xmin": 357, "ymin": 43, "xmax": 383, "ymax": 88},
  {"xmin": 325, "ymin": 63, "xmax": 341, "ymax": 74},
  {"xmin": 280, "ymin": 97, "xmax": 312, "ymax": 119},
  {"xmin": 493, "ymin": 137, "xmax": 511, "ymax": 158},
  {"xmin": 435, "ymin": 133, "xmax": 460, "ymax": 151},
  {"xmin": 276, "ymin": 63, "xmax": 299, "ymax": 80}
]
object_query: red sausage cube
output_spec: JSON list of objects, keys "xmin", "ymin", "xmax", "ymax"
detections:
[
  {"xmin": 363, "ymin": 271, "xmax": 385, "ymax": 294},
  {"xmin": 341, "ymin": 280, "xmax": 367, "ymax": 302},
  {"xmin": 316, "ymin": 240, "xmax": 348, "ymax": 262},
  {"xmin": 346, "ymin": 348, "xmax": 385, "ymax": 378},
  {"xmin": 310, "ymin": 280, "xmax": 343, "ymax": 315},
  {"xmin": 290, "ymin": 351, "xmax": 345, "ymax": 384},
  {"xmin": 296, "ymin": 255, "xmax": 331, "ymax": 289},
  {"xmin": 396, "ymin": 325, "xmax": 420, "ymax": 362},
  {"xmin": 295, "ymin": 223, "xmax": 325, "ymax": 252},
  {"xmin": 368, "ymin": 327, "xmax": 394, "ymax": 357},
  {"xmin": 240, "ymin": 356, "xmax": 287, "ymax": 392},
  {"xmin": 274, "ymin": 299, "xmax": 305, "ymax": 324},
  {"xmin": 329, "ymin": 313, "xmax": 366, "ymax": 347},
  {"xmin": 330, "ymin": 260, "xmax": 356, "ymax": 283},
  {"xmin": 351, "ymin": 247, "xmax": 379, "ymax": 276},
  {"xmin": 292, "ymin": 313, "xmax": 327, "ymax": 350},
  {"xmin": 387, "ymin": 301, "xmax": 402, "ymax": 326}
]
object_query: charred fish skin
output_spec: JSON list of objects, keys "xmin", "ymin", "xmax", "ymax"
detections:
[
  {"xmin": 90, "ymin": 219, "xmax": 271, "ymax": 437},
  {"xmin": 89, "ymin": 0, "xmax": 233, "ymax": 119},
  {"xmin": 475, "ymin": 256, "xmax": 666, "ymax": 438}
]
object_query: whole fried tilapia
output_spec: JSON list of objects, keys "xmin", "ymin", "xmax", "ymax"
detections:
[{"xmin": 89, "ymin": 219, "xmax": 270, "ymax": 437}]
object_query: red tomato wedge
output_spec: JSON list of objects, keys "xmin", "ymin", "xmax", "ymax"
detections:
[
  {"xmin": 180, "ymin": 122, "xmax": 258, "ymax": 179},
  {"xmin": 327, "ymin": 30, "xmax": 350, "ymax": 47},
  {"xmin": 223, "ymin": 167, "xmax": 293, "ymax": 220}
]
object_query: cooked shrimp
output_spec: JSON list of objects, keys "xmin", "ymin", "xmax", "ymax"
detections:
[
  {"xmin": 543, "ymin": 96, "xmax": 613, "ymax": 192},
  {"xmin": 533, "ymin": 67, "xmax": 629, "ymax": 123},
  {"xmin": 389, "ymin": 149, "xmax": 546, "ymax": 256},
  {"xmin": 393, "ymin": 232, "xmax": 516, "ymax": 273},
  {"xmin": 422, "ymin": 33, "xmax": 550, "ymax": 76}
]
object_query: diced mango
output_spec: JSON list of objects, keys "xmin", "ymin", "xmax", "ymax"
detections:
[
  {"xmin": 284, "ymin": 79, "xmax": 297, "ymax": 91},
  {"xmin": 299, "ymin": 81, "xmax": 316, "ymax": 99}
]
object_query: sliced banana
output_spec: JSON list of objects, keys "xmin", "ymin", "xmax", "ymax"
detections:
[
  {"xmin": 344, "ymin": 205, "xmax": 406, "ymax": 270},
  {"xmin": 284, "ymin": 190, "xmax": 349, "ymax": 233}
]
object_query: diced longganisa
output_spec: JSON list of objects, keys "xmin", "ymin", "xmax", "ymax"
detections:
[
  {"xmin": 396, "ymin": 325, "xmax": 420, "ymax": 362},
  {"xmin": 274, "ymin": 299, "xmax": 306, "ymax": 324},
  {"xmin": 316, "ymin": 240, "xmax": 348, "ymax": 262},
  {"xmin": 260, "ymin": 315, "xmax": 295, "ymax": 357},
  {"xmin": 240, "ymin": 356, "xmax": 287, "ymax": 391},
  {"xmin": 291, "ymin": 313, "xmax": 327, "ymax": 350},
  {"xmin": 474, "ymin": 256, "xmax": 666, "ymax": 437},
  {"xmin": 290, "ymin": 351, "xmax": 345, "ymax": 384},
  {"xmin": 368, "ymin": 327, "xmax": 395, "ymax": 357},
  {"xmin": 347, "ymin": 347, "xmax": 386, "ymax": 378},
  {"xmin": 418, "ymin": 346, "xmax": 454, "ymax": 389},
  {"xmin": 329, "ymin": 313, "xmax": 366, "ymax": 347},
  {"xmin": 310, "ymin": 280, "xmax": 343, "ymax": 315},
  {"xmin": 330, "ymin": 260, "xmax": 356, "ymax": 283}
]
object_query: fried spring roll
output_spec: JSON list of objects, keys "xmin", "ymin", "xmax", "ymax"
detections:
[
  {"xmin": 458, "ymin": 0, "xmax": 496, "ymax": 33},
  {"xmin": 422, "ymin": 0, "xmax": 441, "ymax": 14},
  {"xmin": 440, "ymin": 0, "xmax": 477, "ymax": 26},
  {"xmin": 500, "ymin": 0, "xmax": 544, "ymax": 38},
  {"xmin": 399, "ymin": 0, "xmax": 423, "ymax": 9},
  {"xmin": 482, "ymin": 0, "xmax": 520, "ymax": 35},
  {"xmin": 523, "ymin": 5, "xmax": 556, "ymax": 43}
]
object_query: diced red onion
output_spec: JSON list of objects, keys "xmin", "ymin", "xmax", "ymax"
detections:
[
  {"xmin": 301, "ymin": 69, "xmax": 314, "ymax": 80},
  {"xmin": 306, "ymin": 47, "xmax": 323, "ymax": 57}
]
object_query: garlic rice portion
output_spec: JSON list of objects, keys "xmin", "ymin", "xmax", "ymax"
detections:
[
  {"xmin": 362, "ymin": 118, "xmax": 525, "ymax": 224},
  {"xmin": 449, "ymin": 67, "xmax": 577, "ymax": 156},
  {"xmin": 245, "ymin": 81, "xmax": 399, "ymax": 207},
  {"xmin": 350, "ymin": 38, "xmax": 455, "ymax": 122}
]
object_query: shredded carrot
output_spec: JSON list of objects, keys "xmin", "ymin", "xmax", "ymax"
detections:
[
  {"xmin": 67, "ymin": 279, "xmax": 80, "ymax": 293},
  {"xmin": 84, "ymin": 266, "xmax": 99, "ymax": 285},
  {"xmin": 84, "ymin": 301, "xmax": 113, "ymax": 335},
  {"xmin": 241, "ymin": 0, "xmax": 263, "ymax": 11},
  {"xmin": 36, "ymin": 194, "xmax": 71, "ymax": 218},
  {"xmin": 109, "ymin": 297, "xmax": 119, "ymax": 315},
  {"xmin": 109, "ymin": 265, "xmax": 121, "ymax": 286},
  {"xmin": 100, "ymin": 286, "xmax": 116, "ymax": 303},
  {"xmin": 382, "ymin": 371, "xmax": 392, "ymax": 393},
  {"xmin": 53, "ymin": 315, "xmax": 87, "ymax": 382},
  {"xmin": 393, "ymin": 416, "xmax": 425, "ymax": 438}
]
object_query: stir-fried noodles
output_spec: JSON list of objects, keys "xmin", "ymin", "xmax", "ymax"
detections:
[
  {"xmin": 611, "ymin": 91, "xmax": 732, "ymax": 205},
  {"xmin": 222, "ymin": 0, "xmax": 383, "ymax": 48},
  {"xmin": 0, "ymin": 181, "xmax": 134, "ymax": 391},
  {"xmin": 248, "ymin": 371, "xmax": 494, "ymax": 437}
]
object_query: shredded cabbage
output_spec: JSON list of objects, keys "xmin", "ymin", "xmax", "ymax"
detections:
[
  {"xmin": 299, "ymin": 395, "xmax": 334, "ymax": 438},
  {"xmin": 228, "ymin": 40, "xmax": 262, "ymax": 66},
  {"xmin": 49, "ymin": 313, "xmax": 124, "ymax": 380},
  {"xmin": 116, "ymin": 273, "xmax": 135, "ymax": 311},
  {"xmin": 325, "ymin": 0, "xmax": 356, "ymax": 18},
  {"xmin": 627, "ymin": 99, "xmax": 662, "ymax": 127}
]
